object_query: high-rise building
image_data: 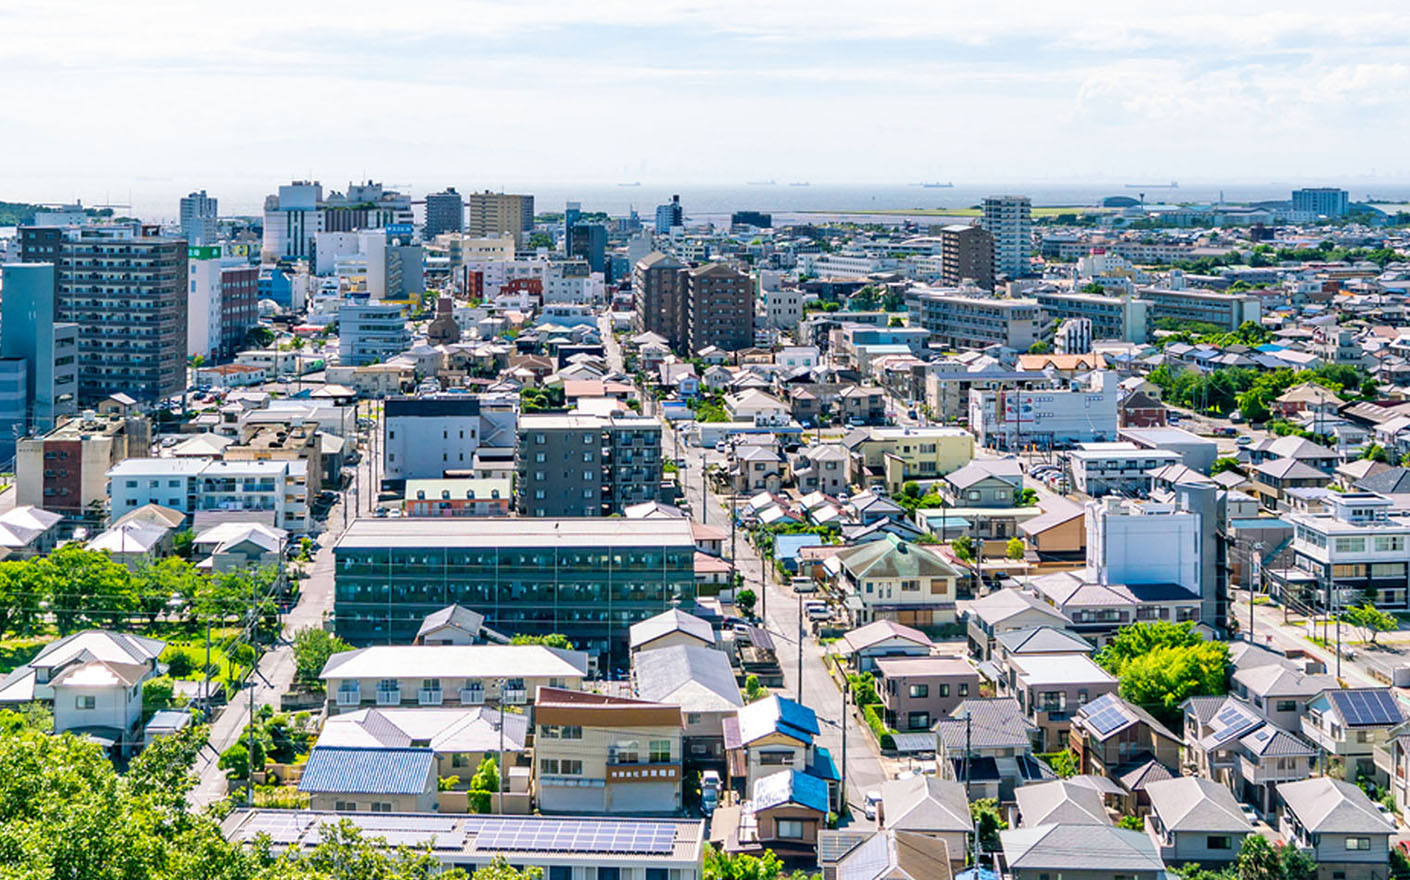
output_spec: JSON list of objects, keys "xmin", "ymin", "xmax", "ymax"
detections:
[
  {"xmin": 0, "ymin": 262, "xmax": 78, "ymax": 435},
  {"xmin": 938, "ymin": 223, "xmax": 995, "ymax": 289},
  {"xmin": 654, "ymin": 195, "xmax": 683, "ymax": 234},
  {"xmin": 632, "ymin": 252, "xmax": 687, "ymax": 348},
  {"xmin": 567, "ymin": 223, "xmax": 607, "ymax": 275},
  {"xmin": 0, "ymin": 358, "xmax": 27, "ymax": 464},
  {"xmin": 179, "ymin": 190, "xmax": 218, "ymax": 245},
  {"xmin": 686, "ymin": 263, "xmax": 754, "ymax": 354},
  {"xmin": 980, "ymin": 195, "xmax": 1033, "ymax": 279},
  {"xmin": 516, "ymin": 413, "xmax": 662, "ymax": 517},
  {"xmin": 261, "ymin": 180, "xmax": 413, "ymax": 262},
  {"xmin": 19, "ymin": 226, "xmax": 187, "ymax": 405},
  {"xmin": 424, "ymin": 187, "xmax": 464, "ymax": 239},
  {"xmin": 466, "ymin": 191, "xmax": 534, "ymax": 245},
  {"xmin": 1291, "ymin": 187, "xmax": 1349, "ymax": 218},
  {"xmin": 219, "ymin": 263, "xmax": 259, "ymax": 359}
]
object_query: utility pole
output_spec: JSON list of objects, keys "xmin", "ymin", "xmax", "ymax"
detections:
[
  {"xmin": 963, "ymin": 708, "xmax": 972, "ymax": 801},
  {"xmin": 761, "ymin": 549, "xmax": 768, "ymax": 620},
  {"xmin": 797, "ymin": 591, "xmax": 804, "ymax": 703},
  {"xmin": 246, "ymin": 575, "xmax": 257, "ymax": 807},
  {"xmin": 839, "ymin": 676, "xmax": 849, "ymax": 815},
  {"xmin": 701, "ymin": 460, "xmax": 707, "ymax": 524},
  {"xmin": 497, "ymin": 678, "xmax": 506, "ymax": 813},
  {"xmin": 1250, "ymin": 541, "xmax": 1263, "ymax": 645}
]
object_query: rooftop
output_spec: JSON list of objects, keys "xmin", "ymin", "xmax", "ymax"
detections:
[{"xmin": 335, "ymin": 517, "xmax": 695, "ymax": 549}]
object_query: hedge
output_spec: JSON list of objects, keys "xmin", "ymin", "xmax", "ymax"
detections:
[{"xmin": 862, "ymin": 703, "xmax": 896, "ymax": 751}]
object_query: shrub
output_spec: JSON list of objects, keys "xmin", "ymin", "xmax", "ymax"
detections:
[
  {"xmin": 863, "ymin": 704, "xmax": 895, "ymax": 750},
  {"xmin": 165, "ymin": 649, "xmax": 195, "ymax": 678}
]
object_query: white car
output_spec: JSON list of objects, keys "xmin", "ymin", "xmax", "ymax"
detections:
[
  {"xmin": 863, "ymin": 791, "xmax": 882, "ymax": 820},
  {"xmin": 1239, "ymin": 803, "xmax": 1259, "ymax": 824}
]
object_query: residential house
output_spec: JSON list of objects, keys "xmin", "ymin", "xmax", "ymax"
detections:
[
  {"xmin": 0, "ymin": 629, "xmax": 165, "ymax": 753},
  {"xmin": 965, "ymin": 589, "xmax": 1072, "ymax": 661},
  {"xmin": 836, "ymin": 385, "xmax": 886, "ymax": 425},
  {"xmin": 792, "ymin": 444, "xmax": 850, "ymax": 496},
  {"xmin": 827, "ymin": 536, "xmax": 962, "ymax": 628},
  {"xmin": 722, "ymin": 695, "xmax": 840, "ymax": 806},
  {"xmin": 320, "ymin": 645, "xmax": 590, "ymax": 718},
  {"xmin": 992, "ymin": 626, "xmax": 1093, "ymax": 668},
  {"xmin": 833, "ymin": 620, "xmax": 933, "ymax": 673},
  {"xmin": 414, "ymin": 604, "xmax": 488, "ymax": 646},
  {"xmin": 1248, "ymin": 435, "xmax": 1340, "ymax": 474},
  {"xmin": 533, "ymin": 687, "xmax": 684, "ymax": 815},
  {"xmin": 1249, "ymin": 458, "xmax": 1333, "ymax": 511},
  {"xmin": 298, "ymin": 746, "xmax": 438, "ymax": 813},
  {"xmin": 0, "ymin": 506, "xmax": 63, "ymax": 559},
  {"xmin": 1182, "ymin": 695, "xmax": 1317, "ymax": 816},
  {"xmin": 1013, "ymin": 779, "xmax": 1111, "ymax": 826},
  {"xmin": 1231, "ymin": 662, "xmax": 1338, "ymax": 732},
  {"xmin": 875, "ymin": 776, "xmax": 972, "ymax": 874},
  {"xmin": 629, "ymin": 609, "xmax": 716, "ymax": 654},
  {"xmin": 1277, "ymin": 777, "xmax": 1394, "ymax": 880},
  {"xmin": 633, "ymin": 644, "xmax": 743, "ymax": 767},
  {"xmin": 874, "ymin": 656, "xmax": 979, "ymax": 732},
  {"xmin": 1143, "ymin": 777, "xmax": 1252, "ymax": 867},
  {"xmin": 999, "ymin": 823, "xmax": 1166, "ymax": 880},
  {"xmin": 1028, "ymin": 570, "xmax": 1203, "ymax": 647},
  {"xmin": 1067, "ymin": 693, "xmax": 1182, "ymax": 803},
  {"xmin": 725, "ymin": 390, "xmax": 790, "ymax": 426},
  {"xmin": 1005, "ymin": 653, "xmax": 1118, "ymax": 751},
  {"xmin": 745, "ymin": 769, "xmax": 830, "ymax": 855},
  {"xmin": 935, "ymin": 699, "xmax": 1052, "ymax": 803},
  {"xmin": 844, "ymin": 427, "xmax": 974, "ymax": 496},
  {"xmin": 314, "ymin": 706, "xmax": 529, "ymax": 795},
  {"xmin": 939, "ymin": 459, "xmax": 1024, "ymax": 508},
  {"xmin": 1017, "ymin": 500, "xmax": 1086, "ymax": 566},
  {"xmin": 192, "ymin": 522, "xmax": 285, "ymax": 572},
  {"xmin": 1301, "ymin": 687, "xmax": 1405, "ymax": 786},
  {"xmin": 732, "ymin": 444, "xmax": 788, "ymax": 494},
  {"xmin": 1119, "ymin": 391, "xmax": 1167, "ymax": 428},
  {"xmin": 817, "ymin": 829, "xmax": 954, "ymax": 880}
]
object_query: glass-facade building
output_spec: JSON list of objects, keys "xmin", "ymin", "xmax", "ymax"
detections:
[{"xmin": 333, "ymin": 518, "xmax": 697, "ymax": 667}]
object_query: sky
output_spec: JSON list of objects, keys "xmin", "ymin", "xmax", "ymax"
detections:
[{"xmin": 3, "ymin": 0, "xmax": 1410, "ymax": 209}]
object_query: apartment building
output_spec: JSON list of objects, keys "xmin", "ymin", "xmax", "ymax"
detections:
[
  {"xmin": 903, "ymin": 287, "xmax": 1046, "ymax": 351},
  {"xmin": 1032, "ymin": 289, "xmax": 1150, "ymax": 343},
  {"xmin": 980, "ymin": 195, "xmax": 1032, "ymax": 278},
  {"xmin": 179, "ymin": 190, "xmax": 218, "ymax": 245},
  {"xmin": 16, "ymin": 410, "xmax": 149, "ymax": 517},
  {"xmin": 1133, "ymin": 285, "xmax": 1262, "ymax": 331},
  {"xmin": 338, "ymin": 303, "xmax": 410, "ymax": 366},
  {"xmin": 842, "ymin": 425, "xmax": 974, "ymax": 494},
  {"xmin": 382, "ymin": 396, "xmax": 484, "ymax": 481},
  {"xmin": 1291, "ymin": 187, "xmax": 1349, "ymax": 218},
  {"xmin": 331, "ymin": 518, "xmax": 696, "ymax": 662},
  {"xmin": 0, "ymin": 262, "xmax": 78, "ymax": 436},
  {"xmin": 1066, "ymin": 442, "xmax": 1182, "ymax": 496},
  {"xmin": 534, "ymin": 687, "xmax": 684, "ymax": 814},
  {"xmin": 20, "ymin": 225, "xmax": 188, "ymax": 404},
  {"xmin": 969, "ymin": 371, "xmax": 1120, "ymax": 450},
  {"xmin": 1270, "ymin": 492, "xmax": 1410, "ymax": 611},
  {"xmin": 632, "ymin": 251, "xmax": 687, "ymax": 349},
  {"xmin": 107, "ymin": 457, "xmax": 310, "ymax": 531},
  {"xmin": 939, "ymin": 223, "xmax": 995, "ymax": 289},
  {"xmin": 424, "ymin": 188, "xmax": 464, "ymax": 238},
  {"xmin": 467, "ymin": 191, "xmax": 534, "ymax": 245},
  {"xmin": 516, "ymin": 413, "xmax": 662, "ymax": 517},
  {"xmin": 685, "ymin": 263, "xmax": 754, "ymax": 354}
]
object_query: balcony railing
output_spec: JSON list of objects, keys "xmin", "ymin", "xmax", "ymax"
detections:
[
  {"xmin": 418, "ymin": 688, "xmax": 443, "ymax": 706},
  {"xmin": 460, "ymin": 687, "xmax": 485, "ymax": 705},
  {"xmin": 503, "ymin": 688, "xmax": 527, "ymax": 705},
  {"xmin": 336, "ymin": 689, "xmax": 361, "ymax": 707},
  {"xmin": 375, "ymin": 688, "xmax": 401, "ymax": 706}
]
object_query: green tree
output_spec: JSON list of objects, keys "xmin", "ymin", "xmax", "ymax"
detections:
[
  {"xmin": 219, "ymin": 740, "xmax": 264, "ymax": 780},
  {"xmin": 1234, "ymin": 834, "xmax": 1282, "ymax": 880},
  {"xmin": 171, "ymin": 528, "xmax": 196, "ymax": 560},
  {"xmin": 1211, "ymin": 457, "xmax": 1242, "ymax": 476},
  {"xmin": 1340, "ymin": 604, "xmax": 1397, "ymax": 645},
  {"xmin": 40, "ymin": 544, "xmax": 139, "ymax": 633},
  {"xmin": 1390, "ymin": 845, "xmax": 1410, "ymax": 880},
  {"xmin": 1280, "ymin": 843, "xmax": 1318, "ymax": 880},
  {"xmin": 1006, "ymin": 537, "xmax": 1025, "ymax": 560},
  {"xmin": 528, "ymin": 232, "xmax": 554, "ymax": 249},
  {"xmin": 293, "ymin": 627, "xmax": 353, "ymax": 691},
  {"xmin": 1095, "ymin": 621, "xmax": 1204, "ymax": 670},
  {"xmin": 1116, "ymin": 814, "xmax": 1144, "ymax": 830},
  {"xmin": 952, "ymin": 535, "xmax": 974, "ymax": 562},
  {"xmin": 970, "ymin": 798, "xmax": 1007, "ymax": 854},
  {"xmin": 1362, "ymin": 443, "xmax": 1390, "ymax": 463},
  {"xmin": 703, "ymin": 844, "xmax": 791, "ymax": 880},
  {"xmin": 467, "ymin": 755, "xmax": 500, "ymax": 813},
  {"xmin": 509, "ymin": 633, "xmax": 575, "ymax": 650},
  {"xmin": 744, "ymin": 674, "xmax": 765, "ymax": 703},
  {"xmin": 735, "ymin": 589, "xmax": 757, "ymax": 617},
  {"xmin": 1027, "ymin": 340, "xmax": 1052, "ymax": 355}
]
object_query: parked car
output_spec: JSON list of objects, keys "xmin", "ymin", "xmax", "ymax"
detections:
[
  {"xmin": 791, "ymin": 576, "xmax": 817, "ymax": 593},
  {"xmin": 864, "ymin": 791, "xmax": 882, "ymax": 820},
  {"xmin": 1236, "ymin": 435, "xmax": 1253, "ymax": 447},
  {"xmin": 701, "ymin": 770, "xmax": 721, "ymax": 816},
  {"xmin": 806, "ymin": 605, "xmax": 832, "ymax": 622},
  {"xmin": 1240, "ymin": 803, "xmax": 1259, "ymax": 824}
]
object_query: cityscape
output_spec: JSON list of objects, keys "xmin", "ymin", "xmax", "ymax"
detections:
[{"xmin": 9, "ymin": 6, "xmax": 1410, "ymax": 880}]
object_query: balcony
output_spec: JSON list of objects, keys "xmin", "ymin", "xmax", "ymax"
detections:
[
  {"xmin": 336, "ymin": 688, "xmax": 361, "ymax": 707},
  {"xmin": 375, "ymin": 688, "xmax": 401, "ymax": 706},
  {"xmin": 418, "ymin": 688, "xmax": 443, "ymax": 706},
  {"xmin": 503, "ymin": 688, "xmax": 527, "ymax": 705},
  {"xmin": 460, "ymin": 687, "xmax": 485, "ymax": 705}
]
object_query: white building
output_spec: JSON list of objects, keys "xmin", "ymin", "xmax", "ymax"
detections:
[
  {"xmin": 179, "ymin": 190, "xmax": 218, "ymax": 245},
  {"xmin": 382, "ymin": 395, "xmax": 519, "ymax": 481},
  {"xmin": 968, "ymin": 371, "xmax": 1119, "ymax": 450},
  {"xmin": 338, "ymin": 303, "xmax": 409, "ymax": 366},
  {"xmin": 1273, "ymin": 492, "xmax": 1410, "ymax": 611},
  {"xmin": 980, "ymin": 195, "xmax": 1032, "ymax": 278},
  {"xmin": 107, "ymin": 457, "xmax": 310, "ymax": 532},
  {"xmin": 1054, "ymin": 317, "xmax": 1092, "ymax": 355},
  {"xmin": 1086, "ymin": 495, "xmax": 1203, "ymax": 594},
  {"xmin": 1067, "ymin": 442, "xmax": 1182, "ymax": 497}
]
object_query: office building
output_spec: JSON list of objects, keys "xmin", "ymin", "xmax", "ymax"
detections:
[
  {"xmin": 969, "ymin": 371, "xmax": 1120, "ymax": 450},
  {"xmin": 338, "ymin": 303, "xmax": 410, "ymax": 366},
  {"xmin": 655, "ymin": 195, "xmax": 683, "ymax": 234},
  {"xmin": 567, "ymin": 223, "xmax": 607, "ymax": 275},
  {"xmin": 980, "ymin": 195, "xmax": 1032, "ymax": 278},
  {"xmin": 685, "ymin": 263, "xmax": 754, "ymax": 354},
  {"xmin": 1134, "ymin": 285, "xmax": 1261, "ymax": 331},
  {"xmin": 331, "ymin": 517, "xmax": 697, "ymax": 661},
  {"xmin": 261, "ymin": 180, "xmax": 412, "ymax": 262},
  {"xmin": 0, "ymin": 263, "xmax": 78, "ymax": 435},
  {"xmin": 516, "ymin": 413, "xmax": 662, "ymax": 517},
  {"xmin": 1032, "ymin": 289, "xmax": 1149, "ymax": 343},
  {"xmin": 632, "ymin": 251, "xmax": 687, "ymax": 348},
  {"xmin": 423, "ymin": 187, "xmax": 464, "ymax": 239},
  {"xmin": 467, "ymin": 191, "xmax": 534, "ymax": 245},
  {"xmin": 219, "ymin": 263, "xmax": 259, "ymax": 358},
  {"xmin": 731, "ymin": 210, "xmax": 771, "ymax": 229},
  {"xmin": 1291, "ymin": 187, "xmax": 1349, "ymax": 219},
  {"xmin": 939, "ymin": 224, "xmax": 995, "ymax": 289},
  {"xmin": 187, "ymin": 245, "xmax": 256, "ymax": 362},
  {"xmin": 179, "ymin": 190, "xmax": 218, "ymax": 246},
  {"xmin": 17, "ymin": 410, "xmax": 150, "ymax": 517},
  {"xmin": 904, "ymin": 287, "xmax": 1046, "ymax": 351},
  {"xmin": 19, "ymin": 225, "xmax": 187, "ymax": 405}
]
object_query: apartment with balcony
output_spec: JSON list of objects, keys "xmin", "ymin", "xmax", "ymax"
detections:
[
  {"xmin": 17, "ymin": 410, "xmax": 149, "ymax": 517},
  {"xmin": 1270, "ymin": 492, "xmax": 1410, "ymax": 612},
  {"xmin": 107, "ymin": 457, "xmax": 309, "ymax": 532},
  {"xmin": 1032, "ymin": 288, "xmax": 1150, "ymax": 343},
  {"xmin": 1133, "ymin": 285, "xmax": 1262, "ymax": 332},
  {"xmin": 1004, "ymin": 653, "xmax": 1118, "ymax": 750},
  {"xmin": 20, "ymin": 224, "xmax": 188, "ymax": 404},
  {"xmin": 319, "ymin": 643, "xmax": 589, "ymax": 720},
  {"xmin": 338, "ymin": 302, "xmax": 410, "ymax": 366},
  {"xmin": 533, "ymin": 686, "xmax": 684, "ymax": 815},
  {"xmin": 515, "ymin": 413, "xmax": 662, "ymax": 517},
  {"xmin": 1066, "ymin": 442, "xmax": 1182, "ymax": 497},
  {"xmin": 903, "ymin": 287, "xmax": 1045, "ymax": 351}
]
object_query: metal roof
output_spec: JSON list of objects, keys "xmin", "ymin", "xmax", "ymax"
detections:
[
  {"xmin": 752, "ymin": 769, "xmax": 829, "ymax": 814},
  {"xmin": 335, "ymin": 517, "xmax": 695, "ymax": 550},
  {"xmin": 298, "ymin": 746, "xmax": 435, "ymax": 795}
]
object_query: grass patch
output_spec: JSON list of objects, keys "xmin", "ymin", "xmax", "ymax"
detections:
[
  {"xmin": 0, "ymin": 637, "xmax": 52, "ymax": 674},
  {"xmin": 161, "ymin": 628, "xmax": 249, "ymax": 688}
]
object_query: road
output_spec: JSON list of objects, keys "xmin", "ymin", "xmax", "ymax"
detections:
[
  {"xmin": 189, "ymin": 480, "xmax": 346, "ymax": 807},
  {"xmin": 672, "ymin": 422, "xmax": 888, "ymax": 816},
  {"xmin": 1230, "ymin": 587, "xmax": 1383, "ymax": 688}
]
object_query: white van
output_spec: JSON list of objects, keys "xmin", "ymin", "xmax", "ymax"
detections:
[{"xmin": 791, "ymin": 576, "xmax": 817, "ymax": 593}]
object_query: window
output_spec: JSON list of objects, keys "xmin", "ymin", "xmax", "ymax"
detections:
[
  {"xmin": 909, "ymin": 684, "xmax": 929, "ymax": 699},
  {"xmin": 540, "ymin": 758, "xmax": 559, "ymax": 775},
  {"xmin": 959, "ymin": 683, "xmax": 969, "ymax": 697},
  {"xmin": 335, "ymin": 801, "xmax": 357, "ymax": 812},
  {"xmin": 1335, "ymin": 537, "xmax": 1366, "ymax": 553},
  {"xmin": 1377, "ymin": 536, "xmax": 1405, "ymax": 552},
  {"xmin": 371, "ymin": 802, "xmax": 393, "ymax": 813},
  {"xmin": 1275, "ymin": 700, "xmax": 1297, "ymax": 712},
  {"xmin": 776, "ymin": 820, "xmax": 805, "ymax": 839},
  {"xmin": 1346, "ymin": 837, "xmax": 1371, "ymax": 851},
  {"xmin": 561, "ymin": 760, "xmax": 582, "ymax": 775},
  {"xmin": 561, "ymin": 725, "xmax": 582, "ymax": 739},
  {"xmin": 908, "ymin": 711, "xmax": 930, "ymax": 729},
  {"xmin": 598, "ymin": 869, "xmax": 621, "ymax": 880},
  {"xmin": 550, "ymin": 868, "xmax": 573, "ymax": 880},
  {"xmin": 614, "ymin": 741, "xmax": 639, "ymax": 764},
  {"xmin": 75, "ymin": 695, "xmax": 96, "ymax": 710},
  {"xmin": 649, "ymin": 739, "xmax": 672, "ymax": 763},
  {"xmin": 1207, "ymin": 836, "xmax": 1232, "ymax": 850}
]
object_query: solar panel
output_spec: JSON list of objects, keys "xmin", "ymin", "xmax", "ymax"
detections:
[
  {"xmin": 1086, "ymin": 705, "xmax": 1130, "ymax": 736},
  {"xmin": 1336, "ymin": 690, "xmax": 1402, "ymax": 727},
  {"xmin": 242, "ymin": 813, "xmax": 313, "ymax": 844},
  {"xmin": 473, "ymin": 818, "xmax": 677, "ymax": 855}
]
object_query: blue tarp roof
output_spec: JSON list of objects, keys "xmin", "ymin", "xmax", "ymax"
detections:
[
  {"xmin": 753, "ymin": 769, "xmax": 830, "ymax": 814},
  {"xmin": 774, "ymin": 534, "xmax": 825, "ymax": 561}
]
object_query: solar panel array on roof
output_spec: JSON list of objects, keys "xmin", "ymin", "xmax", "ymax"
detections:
[
  {"xmin": 240, "ymin": 813, "xmax": 315, "ymax": 844},
  {"xmin": 1083, "ymin": 695, "xmax": 1133, "ymax": 737},
  {"xmin": 472, "ymin": 818, "xmax": 677, "ymax": 854},
  {"xmin": 303, "ymin": 815, "xmax": 466, "ymax": 851},
  {"xmin": 1331, "ymin": 690, "xmax": 1403, "ymax": 727}
]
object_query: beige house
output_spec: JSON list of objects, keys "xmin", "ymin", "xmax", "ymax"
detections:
[
  {"xmin": 843, "ymin": 426, "xmax": 974, "ymax": 495},
  {"xmin": 827, "ymin": 535, "xmax": 962, "ymax": 628}
]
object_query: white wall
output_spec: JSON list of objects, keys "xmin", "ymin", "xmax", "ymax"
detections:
[
  {"xmin": 384, "ymin": 415, "xmax": 482, "ymax": 480},
  {"xmin": 1088, "ymin": 498, "xmax": 1202, "ymax": 591}
]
